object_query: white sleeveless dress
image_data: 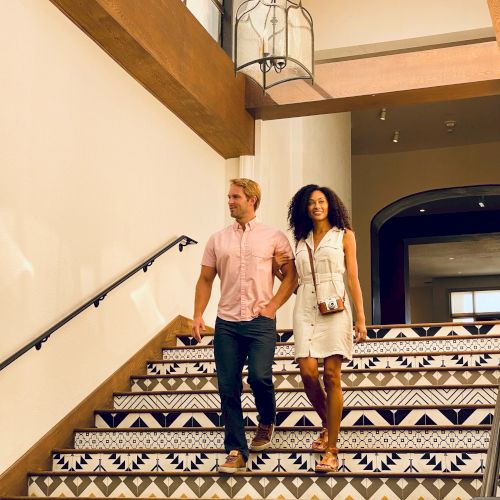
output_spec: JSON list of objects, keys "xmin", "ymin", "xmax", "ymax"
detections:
[{"xmin": 293, "ymin": 227, "xmax": 353, "ymax": 361}]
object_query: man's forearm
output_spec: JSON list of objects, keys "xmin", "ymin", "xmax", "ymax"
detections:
[
  {"xmin": 194, "ymin": 279, "xmax": 212, "ymax": 318},
  {"xmin": 268, "ymin": 269, "xmax": 297, "ymax": 310}
]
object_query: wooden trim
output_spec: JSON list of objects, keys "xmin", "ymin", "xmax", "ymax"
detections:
[
  {"xmin": 488, "ymin": 0, "xmax": 500, "ymax": 51},
  {"xmin": 48, "ymin": 0, "xmax": 254, "ymax": 158},
  {"xmin": 0, "ymin": 315, "xmax": 188, "ymax": 497}
]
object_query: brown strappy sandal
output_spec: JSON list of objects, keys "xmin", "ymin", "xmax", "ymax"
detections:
[
  {"xmin": 315, "ymin": 447, "xmax": 339, "ymax": 473},
  {"xmin": 311, "ymin": 427, "xmax": 328, "ymax": 452}
]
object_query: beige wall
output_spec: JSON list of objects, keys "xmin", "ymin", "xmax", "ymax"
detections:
[
  {"xmin": 352, "ymin": 141, "xmax": 500, "ymax": 323},
  {"xmin": 0, "ymin": 0, "xmax": 229, "ymax": 474},
  {"xmin": 305, "ymin": 0, "xmax": 493, "ymax": 51},
  {"xmin": 409, "ymin": 286, "xmax": 435, "ymax": 323}
]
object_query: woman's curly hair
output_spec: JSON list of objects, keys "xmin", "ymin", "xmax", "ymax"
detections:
[{"xmin": 288, "ymin": 184, "xmax": 352, "ymax": 243}]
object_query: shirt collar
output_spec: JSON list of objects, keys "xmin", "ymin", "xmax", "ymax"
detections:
[{"xmin": 232, "ymin": 216, "xmax": 259, "ymax": 231}]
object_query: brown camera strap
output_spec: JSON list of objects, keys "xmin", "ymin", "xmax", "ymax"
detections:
[{"xmin": 306, "ymin": 242, "xmax": 345, "ymax": 301}]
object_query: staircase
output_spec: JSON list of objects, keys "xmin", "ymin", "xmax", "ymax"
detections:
[{"xmin": 15, "ymin": 323, "xmax": 500, "ymax": 499}]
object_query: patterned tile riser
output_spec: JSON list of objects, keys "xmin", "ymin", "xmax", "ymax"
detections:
[
  {"xmin": 164, "ymin": 336, "xmax": 500, "ymax": 360},
  {"xmin": 95, "ymin": 407, "xmax": 494, "ymax": 429},
  {"xmin": 74, "ymin": 428, "xmax": 490, "ymax": 451},
  {"xmin": 114, "ymin": 386, "xmax": 498, "ymax": 410},
  {"xmin": 176, "ymin": 324, "xmax": 500, "ymax": 346},
  {"xmin": 148, "ymin": 353, "xmax": 500, "ymax": 375},
  {"xmin": 27, "ymin": 474, "xmax": 486, "ymax": 499},
  {"xmin": 134, "ymin": 368, "xmax": 500, "ymax": 391},
  {"xmin": 52, "ymin": 450, "xmax": 487, "ymax": 474}
]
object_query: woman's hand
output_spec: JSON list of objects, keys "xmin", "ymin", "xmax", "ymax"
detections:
[
  {"xmin": 273, "ymin": 251, "xmax": 291, "ymax": 275},
  {"xmin": 354, "ymin": 322, "xmax": 367, "ymax": 344}
]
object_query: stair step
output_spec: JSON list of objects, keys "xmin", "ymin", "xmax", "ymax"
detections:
[
  {"xmin": 94, "ymin": 406, "xmax": 494, "ymax": 429},
  {"xmin": 27, "ymin": 471, "xmax": 486, "ymax": 499},
  {"xmin": 148, "ymin": 352, "xmax": 500, "ymax": 373},
  {"xmin": 175, "ymin": 323, "xmax": 500, "ymax": 344},
  {"xmin": 113, "ymin": 385, "xmax": 498, "ymax": 410},
  {"xmin": 51, "ymin": 449, "xmax": 487, "ymax": 473},
  {"xmin": 74, "ymin": 426, "xmax": 490, "ymax": 451},
  {"xmin": 163, "ymin": 335, "xmax": 500, "ymax": 361},
  {"xmin": 134, "ymin": 367, "xmax": 500, "ymax": 391}
]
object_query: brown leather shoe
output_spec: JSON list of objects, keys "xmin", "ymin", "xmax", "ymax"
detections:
[
  {"xmin": 218, "ymin": 450, "xmax": 247, "ymax": 473},
  {"xmin": 250, "ymin": 423, "xmax": 275, "ymax": 451}
]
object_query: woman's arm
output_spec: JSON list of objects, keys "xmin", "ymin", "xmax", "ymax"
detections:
[{"xmin": 343, "ymin": 229, "xmax": 367, "ymax": 344}]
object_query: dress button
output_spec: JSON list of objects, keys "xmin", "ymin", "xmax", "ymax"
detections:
[{"xmin": 310, "ymin": 323, "xmax": 314, "ymax": 327}]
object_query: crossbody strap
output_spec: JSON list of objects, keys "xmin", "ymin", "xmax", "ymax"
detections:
[{"xmin": 306, "ymin": 244, "xmax": 319, "ymax": 296}]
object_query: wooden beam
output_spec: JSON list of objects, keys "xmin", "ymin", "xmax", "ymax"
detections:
[
  {"xmin": 49, "ymin": 0, "xmax": 254, "ymax": 158},
  {"xmin": 248, "ymin": 42, "xmax": 500, "ymax": 120},
  {"xmin": 489, "ymin": 0, "xmax": 500, "ymax": 51}
]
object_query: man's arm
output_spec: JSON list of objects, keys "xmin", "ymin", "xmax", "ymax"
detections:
[
  {"xmin": 192, "ymin": 265, "xmax": 217, "ymax": 342},
  {"xmin": 259, "ymin": 259, "xmax": 298, "ymax": 319}
]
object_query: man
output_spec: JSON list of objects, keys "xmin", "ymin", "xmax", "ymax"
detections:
[{"xmin": 192, "ymin": 178, "xmax": 297, "ymax": 473}]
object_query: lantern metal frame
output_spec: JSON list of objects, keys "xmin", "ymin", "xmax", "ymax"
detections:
[{"xmin": 234, "ymin": 0, "xmax": 314, "ymax": 91}]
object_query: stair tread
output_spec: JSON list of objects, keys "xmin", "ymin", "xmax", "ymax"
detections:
[
  {"xmin": 28, "ymin": 470, "xmax": 484, "ymax": 478},
  {"xmin": 75, "ymin": 424, "xmax": 492, "ymax": 431},
  {"xmin": 94, "ymin": 403, "xmax": 496, "ymax": 412},
  {"xmin": 114, "ymin": 383, "xmax": 498, "ymax": 395}
]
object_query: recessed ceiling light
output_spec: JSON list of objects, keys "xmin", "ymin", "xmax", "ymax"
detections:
[
  {"xmin": 419, "ymin": 208, "xmax": 426, "ymax": 213},
  {"xmin": 379, "ymin": 108, "xmax": 387, "ymax": 121},
  {"xmin": 392, "ymin": 130, "xmax": 400, "ymax": 143},
  {"xmin": 449, "ymin": 257, "xmax": 455, "ymax": 260}
]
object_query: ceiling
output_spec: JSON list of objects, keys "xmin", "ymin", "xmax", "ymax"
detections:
[
  {"xmin": 351, "ymin": 94, "xmax": 500, "ymax": 155},
  {"xmin": 408, "ymin": 235, "xmax": 500, "ymax": 287}
]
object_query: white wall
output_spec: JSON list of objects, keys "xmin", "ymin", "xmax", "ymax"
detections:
[
  {"xmin": 304, "ymin": 0, "xmax": 493, "ymax": 51},
  {"xmin": 0, "ymin": 0, "xmax": 228, "ymax": 474},
  {"xmin": 246, "ymin": 113, "xmax": 351, "ymax": 327}
]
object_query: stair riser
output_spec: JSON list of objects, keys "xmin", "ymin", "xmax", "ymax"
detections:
[
  {"xmin": 148, "ymin": 353, "xmax": 500, "ymax": 374},
  {"xmin": 164, "ymin": 336, "xmax": 500, "ymax": 360},
  {"xmin": 134, "ymin": 369, "xmax": 500, "ymax": 391},
  {"xmin": 74, "ymin": 428, "xmax": 490, "ymax": 451},
  {"xmin": 95, "ymin": 407, "xmax": 494, "ymax": 429},
  {"xmin": 52, "ymin": 450, "xmax": 487, "ymax": 473},
  {"xmin": 114, "ymin": 386, "xmax": 498, "ymax": 410},
  {"xmin": 177, "ymin": 324, "xmax": 500, "ymax": 345},
  {"xmin": 27, "ymin": 474, "xmax": 486, "ymax": 499}
]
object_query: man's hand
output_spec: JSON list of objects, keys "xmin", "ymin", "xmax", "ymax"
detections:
[
  {"xmin": 259, "ymin": 302, "xmax": 278, "ymax": 320},
  {"xmin": 192, "ymin": 316, "xmax": 206, "ymax": 343}
]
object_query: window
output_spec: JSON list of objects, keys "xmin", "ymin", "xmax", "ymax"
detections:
[
  {"xmin": 183, "ymin": 0, "xmax": 223, "ymax": 43},
  {"xmin": 450, "ymin": 289, "xmax": 500, "ymax": 322}
]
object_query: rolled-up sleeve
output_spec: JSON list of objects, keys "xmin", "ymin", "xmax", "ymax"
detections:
[
  {"xmin": 276, "ymin": 232, "xmax": 294, "ymax": 260},
  {"xmin": 201, "ymin": 235, "xmax": 216, "ymax": 268}
]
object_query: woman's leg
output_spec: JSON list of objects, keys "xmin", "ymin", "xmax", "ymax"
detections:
[
  {"xmin": 298, "ymin": 357, "xmax": 327, "ymax": 427},
  {"xmin": 323, "ymin": 355, "xmax": 343, "ymax": 449}
]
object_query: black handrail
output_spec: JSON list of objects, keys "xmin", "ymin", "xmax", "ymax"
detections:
[{"xmin": 0, "ymin": 235, "xmax": 197, "ymax": 372}]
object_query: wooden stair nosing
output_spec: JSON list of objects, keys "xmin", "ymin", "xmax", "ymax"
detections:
[
  {"xmin": 26, "ymin": 470, "xmax": 485, "ymax": 479},
  {"xmin": 157, "ymin": 349, "xmax": 500, "ymax": 360},
  {"xmin": 165, "ymin": 333, "xmax": 500, "ymax": 349},
  {"xmin": 52, "ymin": 446, "xmax": 489, "ymax": 454},
  {"xmin": 136, "ymin": 365, "xmax": 500, "ymax": 378},
  {"xmin": 74, "ymin": 424, "xmax": 493, "ymax": 432},
  {"xmin": 113, "ymin": 382, "xmax": 499, "ymax": 396},
  {"xmin": 94, "ymin": 403, "xmax": 496, "ymax": 413}
]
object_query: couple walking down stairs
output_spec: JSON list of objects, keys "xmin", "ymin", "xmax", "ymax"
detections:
[{"xmin": 7, "ymin": 320, "xmax": 500, "ymax": 499}]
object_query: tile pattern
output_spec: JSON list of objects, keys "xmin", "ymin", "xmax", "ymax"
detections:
[
  {"xmin": 133, "ymin": 368, "xmax": 500, "ymax": 391},
  {"xmin": 114, "ymin": 385, "xmax": 498, "ymax": 410},
  {"xmin": 147, "ymin": 352, "xmax": 500, "ymax": 375},
  {"xmin": 164, "ymin": 335, "xmax": 500, "ymax": 360},
  {"xmin": 95, "ymin": 407, "xmax": 494, "ymax": 429},
  {"xmin": 74, "ymin": 427, "xmax": 490, "ymax": 451},
  {"xmin": 27, "ymin": 473, "xmax": 484, "ymax": 499},
  {"xmin": 52, "ymin": 450, "xmax": 487, "ymax": 474}
]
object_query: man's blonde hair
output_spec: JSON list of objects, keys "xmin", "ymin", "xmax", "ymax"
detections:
[{"xmin": 230, "ymin": 178, "xmax": 261, "ymax": 210}]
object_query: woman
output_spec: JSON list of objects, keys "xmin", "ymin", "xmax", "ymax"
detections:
[{"xmin": 274, "ymin": 184, "xmax": 367, "ymax": 472}]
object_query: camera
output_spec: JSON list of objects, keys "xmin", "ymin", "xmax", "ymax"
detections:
[{"xmin": 326, "ymin": 298, "xmax": 338, "ymax": 311}]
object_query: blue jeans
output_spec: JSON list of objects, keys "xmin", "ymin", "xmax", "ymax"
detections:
[{"xmin": 214, "ymin": 316, "xmax": 277, "ymax": 460}]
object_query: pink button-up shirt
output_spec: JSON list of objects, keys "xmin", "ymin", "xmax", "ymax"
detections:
[{"xmin": 201, "ymin": 218, "xmax": 294, "ymax": 321}]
